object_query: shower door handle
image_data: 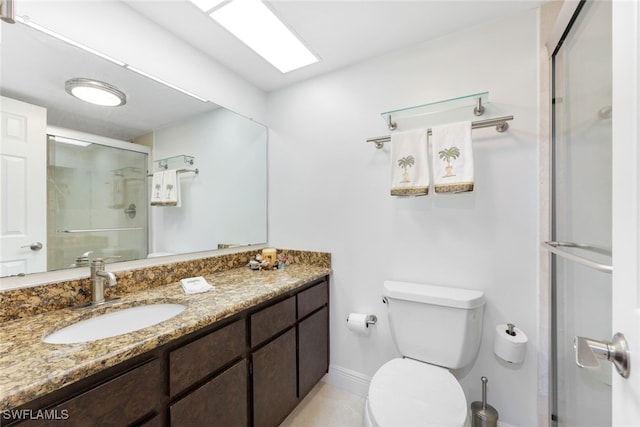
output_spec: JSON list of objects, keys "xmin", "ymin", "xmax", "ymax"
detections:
[
  {"xmin": 20, "ymin": 242, "xmax": 43, "ymax": 251},
  {"xmin": 574, "ymin": 333, "xmax": 630, "ymax": 378}
]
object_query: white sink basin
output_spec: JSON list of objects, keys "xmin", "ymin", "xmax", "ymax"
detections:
[{"xmin": 43, "ymin": 303, "xmax": 186, "ymax": 344}]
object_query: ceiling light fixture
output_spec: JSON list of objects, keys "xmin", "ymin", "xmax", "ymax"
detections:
[
  {"xmin": 209, "ymin": 0, "xmax": 318, "ymax": 73},
  {"xmin": 65, "ymin": 78, "xmax": 127, "ymax": 107}
]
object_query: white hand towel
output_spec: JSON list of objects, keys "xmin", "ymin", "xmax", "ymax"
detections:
[
  {"xmin": 431, "ymin": 121, "xmax": 474, "ymax": 193},
  {"xmin": 180, "ymin": 276, "xmax": 214, "ymax": 294},
  {"xmin": 162, "ymin": 169, "xmax": 181, "ymax": 207},
  {"xmin": 390, "ymin": 129, "xmax": 430, "ymax": 196},
  {"xmin": 150, "ymin": 171, "xmax": 165, "ymax": 206}
]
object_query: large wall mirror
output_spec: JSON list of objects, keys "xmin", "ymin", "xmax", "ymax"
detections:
[{"xmin": 0, "ymin": 14, "xmax": 267, "ymax": 278}]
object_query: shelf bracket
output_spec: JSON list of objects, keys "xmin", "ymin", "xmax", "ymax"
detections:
[
  {"xmin": 473, "ymin": 97, "xmax": 485, "ymax": 116},
  {"xmin": 387, "ymin": 115, "xmax": 397, "ymax": 131}
]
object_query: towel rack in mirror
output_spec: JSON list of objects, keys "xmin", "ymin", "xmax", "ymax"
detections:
[
  {"xmin": 541, "ymin": 241, "xmax": 612, "ymax": 273},
  {"xmin": 146, "ymin": 168, "xmax": 199, "ymax": 177},
  {"xmin": 366, "ymin": 115, "xmax": 514, "ymax": 149}
]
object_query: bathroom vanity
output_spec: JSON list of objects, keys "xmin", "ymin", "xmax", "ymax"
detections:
[{"xmin": 0, "ymin": 262, "xmax": 330, "ymax": 427}]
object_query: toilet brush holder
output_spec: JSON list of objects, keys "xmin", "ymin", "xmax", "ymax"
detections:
[{"xmin": 470, "ymin": 376, "xmax": 498, "ymax": 427}]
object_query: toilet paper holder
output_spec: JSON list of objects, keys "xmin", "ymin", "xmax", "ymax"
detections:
[{"xmin": 346, "ymin": 314, "xmax": 377, "ymax": 325}]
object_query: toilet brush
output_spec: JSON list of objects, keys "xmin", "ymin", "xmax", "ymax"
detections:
[{"xmin": 470, "ymin": 376, "xmax": 498, "ymax": 427}]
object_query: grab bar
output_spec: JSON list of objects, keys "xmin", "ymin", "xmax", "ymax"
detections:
[
  {"xmin": 541, "ymin": 241, "xmax": 612, "ymax": 273},
  {"xmin": 59, "ymin": 227, "xmax": 143, "ymax": 233}
]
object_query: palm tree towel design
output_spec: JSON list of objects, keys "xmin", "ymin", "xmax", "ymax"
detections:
[
  {"xmin": 431, "ymin": 121, "xmax": 474, "ymax": 193},
  {"xmin": 390, "ymin": 129, "xmax": 430, "ymax": 196}
]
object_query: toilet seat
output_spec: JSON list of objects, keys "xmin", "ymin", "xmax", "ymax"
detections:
[{"xmin": 367, "ymin": 358, "xmax": 468, "ymax": 427}]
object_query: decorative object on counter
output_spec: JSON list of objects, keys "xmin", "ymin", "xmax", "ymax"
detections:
[
  {"xmin": 470, "ymin": 376, "xmax": 498, "ymax": 427},
  {"xmin": 261, "ymin": 248, "xmax": 277, "ymax": 266},
  {"xmin": 179, "ymin": 276, "xmax": 214, "ymax": 294},
  {"xmin": 248, "ymin": 253, "xmax": 273, "ymax": 270},
  {"xmin": 277, "ymin": 253, "xmax": 289, "ymax": 270}
]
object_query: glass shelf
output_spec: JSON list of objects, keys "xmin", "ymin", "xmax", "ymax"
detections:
[
  {"xmin": 112, "ymin": 166, "xmax": 145, "ymax": 176},
  {"xmin": 381, "ymin": 91, "xmax": 489, "ymax": 130},
  {"xmin": 153, "ymin": 155, "xmax": 195, "ymax": 171}
]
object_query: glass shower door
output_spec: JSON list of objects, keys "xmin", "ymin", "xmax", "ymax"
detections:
[
  {"xmin": 551, "ymin": 1, "xmax": 612, "ymax": 426},
  {"xmin": 47, "ymin": 135, "xmax": 148, "ymax": 271}
]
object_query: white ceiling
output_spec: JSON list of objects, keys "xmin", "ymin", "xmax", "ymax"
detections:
[
  {"xmin": 125, "ymin": 0, "xmax": 550, "ymax": 93},
  {"xmin": 1, "ymin": 0, "xmax": 549, "ymax": 141}
]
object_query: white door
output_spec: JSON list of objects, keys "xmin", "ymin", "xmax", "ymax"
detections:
[
  {"xmin": 0, "ymin": 96, "xmax": 47, "ymax": 276},
  {"xmin": 611, "ymin": 0, "xmax": 640, "ymax": 424}
]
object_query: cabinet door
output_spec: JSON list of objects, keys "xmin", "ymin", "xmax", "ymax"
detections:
[
  {"xmin": 252, "ymin": 328, "xmax": 297, "ymax": 427},
  {"xmin": 170, "ymin": 360, "xmax": 248, "ymax": 427},
  {"xmin": 20, "ymin": 358, "xmax": 162, "ymax": 427},
  {"xmin": 298, "ymin": 306, "xmax": 329, "ymax": 398}
]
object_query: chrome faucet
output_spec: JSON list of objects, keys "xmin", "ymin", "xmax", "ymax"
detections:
[{"xmin": 89, "ymin": 258, "xmax": 117, "ymax": 305}]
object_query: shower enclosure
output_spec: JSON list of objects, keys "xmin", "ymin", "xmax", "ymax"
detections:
[
  {"xmin": 47, "ymin": 133, "xmax": 148, "ymax": 271},
  {"xmin": 550, "ymin": 1, "xmax": 612, "ymax": 425}
]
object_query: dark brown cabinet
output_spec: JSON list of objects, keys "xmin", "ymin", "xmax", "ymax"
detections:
[
  {"xmin": 19, "ymin": 358, "xmax": 162, "ymax": 427},
  {"xmin": 10, "ymin": 276, "xmax": 329, "ymax": 427},
  {"xmin": 252, "ymin": 329, "xmax": 298, "ymax": 427},
  {"xmin": 170, "ymin": 360, "xmax": 248, "ymax": 427},
  {"xmin": 299, "ymin": 306, "xmax": 329, "ymax": 398}
]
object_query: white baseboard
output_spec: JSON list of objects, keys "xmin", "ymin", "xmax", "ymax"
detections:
[{"xmin": 325, "ymin": 364, "xmax": 371, "ymax": 397}]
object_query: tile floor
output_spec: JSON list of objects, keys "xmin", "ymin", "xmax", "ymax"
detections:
[{"xmin": 280, "ymin": 378, "xmax": 365, "ymax": 427}]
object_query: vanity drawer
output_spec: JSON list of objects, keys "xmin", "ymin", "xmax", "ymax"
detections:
[
  {"xmin": 21, "ymin": 358, "xmax": 161, "ymax": 427},
  {"xmin": 251, "ymin": 296, "xmax": 296, "ymax": 347},
  {"xmin": 297, "ymin": 280, "xmax": 328, "ymax": 319},
  {"xmin": 170, "ymin": 319, "xmax": 245, "ymax": 396}
]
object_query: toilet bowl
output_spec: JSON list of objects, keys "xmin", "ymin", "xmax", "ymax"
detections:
[
  {"xmin": 364, "ymin": 358, "xmax": 467, "ymax": 427},
  {"xmin": 364, "ymin": 281, "xmax": 485, "ymax": 427}
]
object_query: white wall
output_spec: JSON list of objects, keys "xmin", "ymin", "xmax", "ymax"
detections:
[{"xmin": 267, "ymin": 9, "xmax": 540, "ymax": 426}]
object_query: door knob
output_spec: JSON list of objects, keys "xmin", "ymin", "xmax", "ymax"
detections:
[
  {"xmin": 20, "ymin": 242, "xmax": 43, "ymax": 251},
  {"xmin": 574, "ymin": 333, "xmax": 630, "ymax": 378}
]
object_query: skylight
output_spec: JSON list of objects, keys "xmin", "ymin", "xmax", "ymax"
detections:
[
  {"xmin": 208, "ymin": 0, "xmax": 318, "ymax": 73},
  {"xmin": 189, "ymin": 0, "xmax": 226, "ymax": 13}
]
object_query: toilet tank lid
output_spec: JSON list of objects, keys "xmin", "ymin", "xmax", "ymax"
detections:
[{"xmin": 383, "ymin": 280, "xmax": 485, "ymax": 309}]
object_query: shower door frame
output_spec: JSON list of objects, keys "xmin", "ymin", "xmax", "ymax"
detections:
[
  {"xmin": 542, "ymin": 1, "xmax": 640, "ymax": 425},
  {"xmin": 46, "ymin": 126, "xmax": 151, "ymax": 270}
]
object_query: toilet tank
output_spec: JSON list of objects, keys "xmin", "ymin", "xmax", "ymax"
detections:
[{"xmin": 383, "ymin": 280, "xmax": 485, "ymax": 370}]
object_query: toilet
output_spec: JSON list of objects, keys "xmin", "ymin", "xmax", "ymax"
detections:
[{"xmin": 364, "ymin": 280, "xmax": 485, "ymax": 427}]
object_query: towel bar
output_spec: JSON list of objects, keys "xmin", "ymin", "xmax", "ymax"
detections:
[
  {"xmin": 59, "ymin": 227, "xmax": 144, "ymax": 233},
  {"xmin": 366, "ymin": 115, "xmax": 513, "ymax": 149},
  {"xmin": 146, "ymin": 168, "xmax": 199, "ymax": 177},
  {"xmin": 541, "ymin": 241, "xmax": 612, "ymax": 273}
]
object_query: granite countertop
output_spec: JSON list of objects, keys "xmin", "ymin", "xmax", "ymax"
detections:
[{"xmin": 0, "ymin": 264, "xmax": 331, "ymax": 411}]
